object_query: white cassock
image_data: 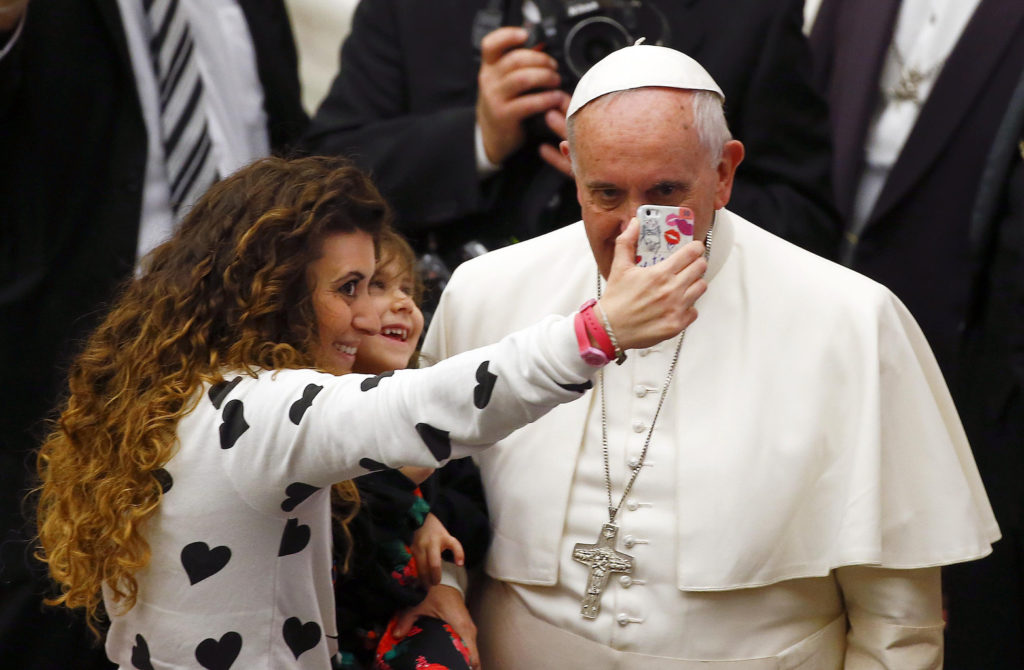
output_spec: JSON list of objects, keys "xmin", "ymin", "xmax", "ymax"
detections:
[{"xmin": 421, "ymin": 209, "xmax": 999, "ymax": 668}]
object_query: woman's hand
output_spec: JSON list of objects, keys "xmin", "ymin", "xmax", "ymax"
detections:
[
  {"xmin": 598, "ymin": 218, "xmax": 709, "ymax": 351},
  {"xmin": 411, "ymin": 512, "xmax": 465, "ymax": 587},
  {"xmin": 392, "ymin": 584, "xmax": 480, "ymax": 670}
]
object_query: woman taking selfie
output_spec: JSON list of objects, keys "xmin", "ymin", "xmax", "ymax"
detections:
[{"xmin": 34, "ymin": 156, "xmax": 707, "ymax": 668}]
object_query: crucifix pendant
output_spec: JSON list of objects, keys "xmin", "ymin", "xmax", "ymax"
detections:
[{"xmin": 572, "ymin": 523, "xmax": 635, "ymax": 619}]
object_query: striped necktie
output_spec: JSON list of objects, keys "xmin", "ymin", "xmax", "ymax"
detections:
[{"xmin": 143, "ymin": 0, "xmax": 219, "ymax": 219}]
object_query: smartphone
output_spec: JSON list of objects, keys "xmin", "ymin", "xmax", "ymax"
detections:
[{"xmin": 635, "ymin": 205, "xmax": 694, "ymax": 267}]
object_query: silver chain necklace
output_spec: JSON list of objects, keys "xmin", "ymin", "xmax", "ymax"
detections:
[
  {"xmin": 887, "ymin": 25, "xmax": 947, "ymax": 105},
  {"xmin": 572, "ymin": 224, "xmax": 714, "ymax": 619}
]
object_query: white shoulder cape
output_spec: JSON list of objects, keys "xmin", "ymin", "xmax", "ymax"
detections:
[{"xmin": 422, "ymin": 209, "xmax": 999, "ymax": 590}]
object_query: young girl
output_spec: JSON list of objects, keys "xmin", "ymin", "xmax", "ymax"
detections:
[{"xmin": 335, "ymin": 230, "xmax": 485, "ymax": 670}]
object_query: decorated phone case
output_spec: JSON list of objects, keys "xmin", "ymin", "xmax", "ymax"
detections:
[{"xmin": 636, "ymin": 205, "xmax": 694, "ymax": 267}]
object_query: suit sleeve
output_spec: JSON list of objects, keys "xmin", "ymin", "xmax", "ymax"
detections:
[
  {"xmin": 250, "ymin": 0, "xmax": 309, "ymax": 153},
  {"xmin": 300, "ymin": 0, "xmax": 486, "ymax": 229},
  {"xmin": 725, "ymin": 0, "xmax": 842, "ymax": 260},
  {"xmin": 836, "ymin": 566, "xmax": 944, "ymax": 669}
]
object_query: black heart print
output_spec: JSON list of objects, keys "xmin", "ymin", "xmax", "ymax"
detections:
[
  {"xmin": 278, "ymin": 518, "xmax": 311, "ymax": 556},
  {"xmin": 281, "ymin": 482, "xmax": 321, "ymax": 512},
  {"xmin": 557, "ymin": 380, "xmax": 593, "ymax": 393},
  {"xmin": 360, "ymin": 370, "xmax": 395, "ymax": 391},
  {"xmin": 288, "ymin": 384, "xmax": 323, "ymax": 425},
  {"xmin": 208, "ymin": 376, "xmax": 242, "ymax": 409},
  {"xmin": 282, "ymin": 616, "xmax": 322, "ymax": 659},
  {"xmin": 153, "ymin": 468, "xmax": 173, "ymax": 493},
  {"xmin": 181, "ymin": 542, "xmax": 231, "ymax": 585},
  {"xmin": 415, "ymin": 423, "xmax": 451, "ymax": 461},
  {"xmin": 473, "ymin": 361, "xmax": 498, "ymax": 409},
  {"xmin": 195, "ymin": 631, "xmax": 242, "ymax": 670},
  {"xmin": 219, "ymin": 399, "xmax": 249, "ymax": 449},
  {"xmin": 131, "ymin": 634, "xmax": 154, "ymax": 670},
  {"xmin": 359, "ymin": 457, "xmax": 388, "ymax": 472}
]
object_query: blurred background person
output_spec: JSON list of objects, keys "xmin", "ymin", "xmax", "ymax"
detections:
[
  {"xmin": 0, "ymin": 1, "xmax": 306, "ymax": 667},
  {"xmin": 810, "ymin": 1, "xmax": 1024, "ymax": 666},
  {"xmin": 942, "ymin": 67, "xmax": 1024, "ymax": 670},
  {"xmin": 810, "ymin": 0, "xmax": 1024, "ymax": 382},
  {"xmin": 300, "ymin": 0, "xmax": 839, "ymax": 316}
]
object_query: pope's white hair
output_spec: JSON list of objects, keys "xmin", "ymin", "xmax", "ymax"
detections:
[{"xmin": 566, "ymin": 88, "xmax": 731, "ymax": 170}]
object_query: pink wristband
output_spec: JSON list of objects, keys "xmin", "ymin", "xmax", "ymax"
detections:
[
  {"xmin": 574, "ymin": 310, "xmax": 610, "ymax": 366},
  {"xmin": 579, "ymin": 299, "xmax": 616, "ymax": 361}
]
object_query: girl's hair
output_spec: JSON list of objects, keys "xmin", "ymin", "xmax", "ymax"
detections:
[
  {"xmin": 35, "ymin": 156, "xmax": 388, "ymax": 632},
  {"xmin": 376, "ymin": 227, "xmax": 424, "ymax": 305}
]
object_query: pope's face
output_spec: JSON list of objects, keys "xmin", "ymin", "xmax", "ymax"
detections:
[{"xmin": 563, "ymin": 88, "xmax": 742, "ymax": 278}]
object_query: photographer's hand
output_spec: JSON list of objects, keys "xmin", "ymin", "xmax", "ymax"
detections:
[
  {"xmin": 538, "ymin": 100, "xmax": 573, "ymax": 177},
  {"xmin": 477, "ymin": 27, "xmax": 568, "ymax": 165}
]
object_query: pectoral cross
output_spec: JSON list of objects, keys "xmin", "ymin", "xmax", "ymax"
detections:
[{"xmin": 572, "ymin": 523, "xmax": 634, "ymax": 619}]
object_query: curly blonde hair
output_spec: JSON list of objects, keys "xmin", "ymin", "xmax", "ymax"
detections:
[{"xmin": 35, "ymin": 156, "xmax": 388, "ymax": 633}]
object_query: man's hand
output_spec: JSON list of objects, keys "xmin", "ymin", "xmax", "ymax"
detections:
[
  {"xmin": 599, "ymin": 218, "xmax": 709, "ymax": 351},
  {"xmin": 0, "ymin": 0, "xmax": 29, "ymax": 32},
  {"xmin": 538, "ymin": 101, "xmax": 573, "ymax": 177},
  {"xmin": 393, "ymin": 584, "xmax": 480, "ymax": 670},
  {"xmin": 411, "ymin": 512, "xmax": 465, "ymax": 587},
  {"xmin": 477, "ymin": 26, "xmax": 569, "ymax": 165}
]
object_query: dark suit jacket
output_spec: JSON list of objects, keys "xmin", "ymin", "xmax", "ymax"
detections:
[
  {"xmin": 943, "ymin": 65, "xmax": 1024, "ymax": 670},
  {"xmin": 302, "ymin": 0, "xmax": 839, "ymax": 263},
  {"xmin": 811, "ymin": 0, "xmax": 1024, "ymax": 381},
  {"xmin": 0, "ymin": 0, "xmax": 307, "ymax": 594},
  {"xmin": 958, "ymin": 66, "xmax": 1024, "ymax": 534}
]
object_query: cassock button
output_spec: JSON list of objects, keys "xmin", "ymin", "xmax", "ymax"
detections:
[
  {"xmin": 617, "ymin": 613, "xmax": 630, "ymax": 626},
  {"xmin": 633, "ymin": 385, "xmax": 648, "ymax": 398},
  {"xmin": 638, "ymin": 349, "xmax": 650, "ymax": 357},
  {"xmin": 623, "ymin": 535, "xmax": 637, "ymax": 548},
  {"xmin": 619, "ymin": 575, "xmax": 633, "ymax": 588},
  {"xmin": 631, "ymin": 420, "xmax": 646, "ymax": 433},
  {"xmin": 627, "ymin": 457, "xmax": 640, "ymax": 469},
  {"xmin": 626, "ymin": 498, "xmax": 639, "ymax": 511}
]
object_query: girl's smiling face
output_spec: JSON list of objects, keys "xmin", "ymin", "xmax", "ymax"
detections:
[{"xmin": 353, "ymin": 258, "xmax": 424, "ymax": 374}]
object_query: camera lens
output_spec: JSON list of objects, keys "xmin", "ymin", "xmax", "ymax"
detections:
[{"xmin": 564, "ymin": 17, "xmax": 632, "ymax": 80}]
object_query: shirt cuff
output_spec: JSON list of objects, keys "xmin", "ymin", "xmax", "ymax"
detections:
[
  {"xmin": 475, "ymin": 123, "xmax": 501, "ymax": 178},
  {"xmin": 439, "ymin": 561, "xmax": 468, "ymax": 595}
]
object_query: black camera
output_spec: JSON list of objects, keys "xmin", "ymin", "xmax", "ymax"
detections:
[
  {"xmin": 472, "ymin": 1, "xmax": 670, "ymax": 143},
  {"xmin": 523, "ymin": 0, "xmax": 671, "ymax": 90},
  {"xmin": 474, "ymin": 0, "xmax": 670, "ymax": 91}
]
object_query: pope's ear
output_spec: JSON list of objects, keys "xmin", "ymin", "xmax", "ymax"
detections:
[
  {"xmin": 560, "ymin": 140, "xmax": 571, "ymax": 159},
  {"xmin": 714, "ymin": 140, "xmax": 745, "ymax": 210}
]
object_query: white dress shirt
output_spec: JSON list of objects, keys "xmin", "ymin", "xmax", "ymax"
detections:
[{"xmin": 850, "ymin": 0, "xmax": 982, "ymax": 239}]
